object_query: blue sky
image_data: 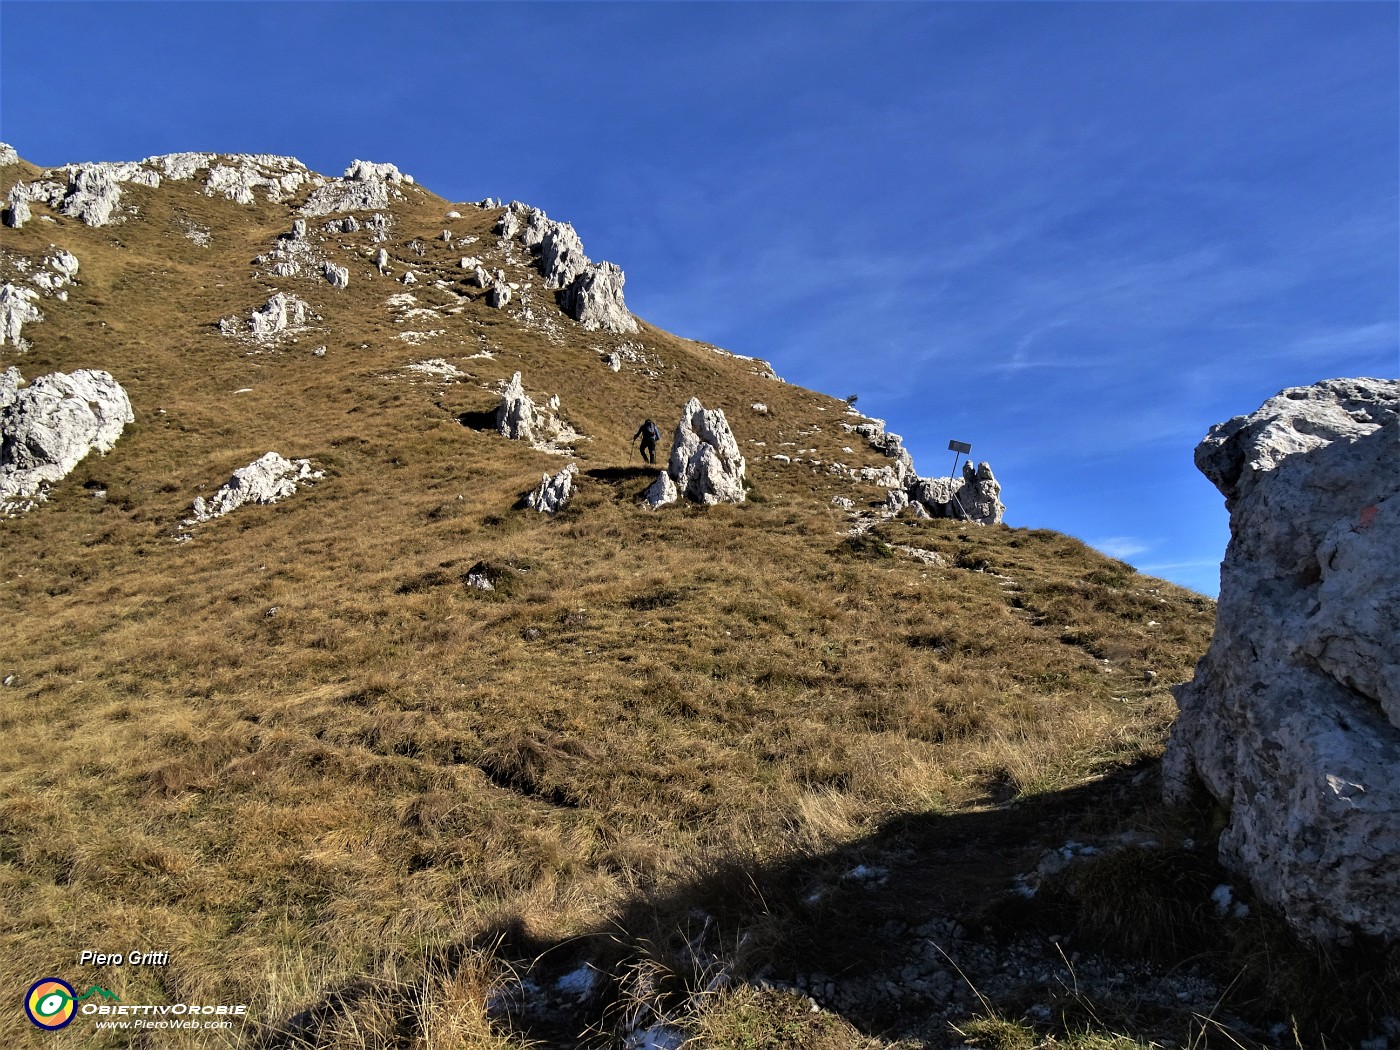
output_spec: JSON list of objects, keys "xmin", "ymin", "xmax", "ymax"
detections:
[{"xmin": 3, "ymin": 1, "xmax": 1396, "ymax": 595}]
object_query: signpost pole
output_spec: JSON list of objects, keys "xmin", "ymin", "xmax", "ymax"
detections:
[{"xmin": 947, "ymin": 440, "xmax": 973, "ymax": 521}]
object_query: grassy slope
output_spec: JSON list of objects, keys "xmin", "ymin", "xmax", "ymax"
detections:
[{"xmin": 0, "ymin": 157, "xmax": 1216, "ymax": 1048}]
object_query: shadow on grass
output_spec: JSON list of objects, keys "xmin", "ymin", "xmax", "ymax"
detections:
[
  {"xmin": 253, "ymin": 763, "xmax": 1399, "ymax": 1049},
  {"xmin": 584, "ymin": 466, "xmax": 659, "ymax": 482}
]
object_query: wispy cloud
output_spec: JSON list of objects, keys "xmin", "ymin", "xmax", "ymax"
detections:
[{"xmin": 1091, "ymin": 537, "xmax": 1151, "ymax": 560}]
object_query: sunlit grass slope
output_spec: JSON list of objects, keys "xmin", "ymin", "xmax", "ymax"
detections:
[{"xmin": 0, "ymin": 154, "xmax": 1214, "ymax": 1048}]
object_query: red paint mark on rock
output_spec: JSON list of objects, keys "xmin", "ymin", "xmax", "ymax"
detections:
[{"xmin": 1358, "ymin": 505, "xmax": 1379, "ymax": 529}]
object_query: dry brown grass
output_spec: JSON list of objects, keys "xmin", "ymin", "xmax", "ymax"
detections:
[{"xmin": 0, "ymin": 154, "xmax": 1216, "ymax": 1047}]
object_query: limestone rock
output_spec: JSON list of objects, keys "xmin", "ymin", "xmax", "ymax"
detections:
[
  {"xmin": 1164, "ymin": 377, "xmax": 1400, "ymax": 943},
  {"xmin": 3, "ymin": 191, "xmax": 29, "ymax": 229},
  {"xmin": 664, "ymin": 397, "xmax": 746, "ymax": 505},
  {"xmin": 493, "ymin": 372, "xmax": 578, "ymax": 451},
  {"xmin": 301, "ymin": 159, "xmax": 409, "ymax": 216},
  {"xmin": 1, "ymin": 284, "xmax": 43, "ymax": 348},
  {"xmin": 221, "ymin": 293, "xmax": 312, "ymax": 343},
  {"xmin": 495, "ymin": 371, "xmax": 538, "ymax": 442},
  {"xmin": 538, "ymin": 222, "xmax": 589, "ymax": 289},
  {"xmin": 524, "ymin": 463, "xmax": 578, "ymax": 514},
  {"xmin": 250, "ymin": 293, "xmax": 308, "ymax": 341},
  {"xmin": 495, "ymin": 208, "xmax": 520, "ymax": 240},
  {"xmin": 0, "ymin": 368, "xmax": 133, "ymax": 513},
  {"xmin": 188, "ymin": 452, "xmax": 323, "ymax": 523},
  {"xmin": 644, "ymin": 471, "xmax": 677, "ymax": 509},
  {"xmin": 324, "ymin": 263, "xmax": 349, "ymax": 289},
  {"xmin": 561, "ymin": 262, "xmax": 638, "ymax": 334},
  {"xmin": 375, "ymin": 248, "xmax": 390, "ymax": 273},
  {"xmin": 487, "ymin": 280, "xmax": 512, "ymax": 309},
  {"xmin": 59, "ymin": 164, "xmax": 130, "ymax": 226},
  {"xmin": 0, "ymin": 143, "xmax": 17, "ymax": 166},
  {"xmin": 907, "ymin": 462, "xmax": 1003, "ymax": 525},
  {"xmin": 203, "ymin": 155, "xmax": 310, "ymax": 204},
  {"xmin": 496, "ymin": 202, "xmax": 637, "ymax": 334}
]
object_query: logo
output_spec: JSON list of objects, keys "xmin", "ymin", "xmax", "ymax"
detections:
[
  {"xmin": 25, "ymin": 978, "xmax": 77, "ymax": 1030},
  {"xmin": 24, "ymin": 980, "xmax": 120, "ymax": 1030}
]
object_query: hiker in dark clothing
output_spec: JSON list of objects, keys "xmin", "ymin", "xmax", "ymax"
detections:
[{"xmin": 633, "ymin": 419, "xmax": 661, "ymax": 464}]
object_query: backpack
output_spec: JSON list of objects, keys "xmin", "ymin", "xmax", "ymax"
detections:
[{"xmin": 644, "ymin": 421, "xmax": 660, "ymax": 442}]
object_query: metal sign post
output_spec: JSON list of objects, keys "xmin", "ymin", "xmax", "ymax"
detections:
[{"xmin": 947, "ymin": 440, "xmax": 973, "ymax": 520}]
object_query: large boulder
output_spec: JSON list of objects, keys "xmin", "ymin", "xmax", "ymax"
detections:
[
  {"xmin": 1164, "ymin": 377, "xmax": 1400, "ymax": 943},
  {"xmin": 189, "ymin": 452, "xmax": 323, "ymax": 523},
  {"xmin": 1, "ymin": 367, "xmax": 133, "ymax": 513},
  {"xmin": 664, "ymin": 397, "xmax": 746, "ymax": 505}
]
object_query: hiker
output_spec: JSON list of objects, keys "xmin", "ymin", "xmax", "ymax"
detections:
[{"xmin": 632, "ymin": 418, "xmax": 661, "ymax": 464}]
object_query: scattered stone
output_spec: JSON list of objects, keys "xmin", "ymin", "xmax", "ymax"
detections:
[
  {"xmin": 402, "ymin": 358, "xmax": 465, "ymax": 380},
  {"xmin": 1, "ymin": 367, "xmax": 134, "ymax": 514},
  {"xmin": 1165, "ymin": 377, "xmax": 1400, "ymax": 943},
  {"xmin": 663, "ymin": 397, "xmax": 746, "ymax": 505},
  {"xmin": 832, "ymin": 496, "xmax": 855, "ymax": 510},
  {"xmin": 524, "ymin": 463, "xmax": 578, "ymax": 514},
  {"xmin": 187, "ymin": 452, "xmax": 323, "ymax": 523},
  {"xmin": 375, "ymin": 248, "xmax": 390, "ymax": 273},
  {"xmin": 751, "ymin": 402, "xmax": 768, "ymax": 414},
  {"xmin": 323, "ymin": 262, "xmax": 349, "ymax": 288}
]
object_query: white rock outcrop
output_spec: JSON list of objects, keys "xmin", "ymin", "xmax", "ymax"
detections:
[
  {"xmin": 663, "ymin": 397, "xmax": 746, "ymax": 505},
  {"xmin": 220, "ymin": 293, "xmax": 312, "ymax": 343},
  {"xmin": 524, "ymin": 463, "xmax": 578, "ymax": 514},
  {"xmin": 487, "ymin": 280, "xmax": 512, "ymax": 309},
  {"xmin": 905, "ymin": 462, "xmax": 1004, "ymax": 525},
  {"xmin": 324, "ymin": 263, "xmax": 349, "ymax": 289},
  {"xmin": 643, "ymin": 471, "xmax": 677, "ymax": 509},
  {"xmin": 1, "ymin": 367, "xmax": 133, "ymax": 513},
  {"xmin": 493, "ymin": 372, "xmax": 577, "ymax": 452},
  {"xmin": 495, "ymin": 371, "xmax": 540, "ymax": 442},
  {"xmin": 0, "ymin": 143, "xmax": 17, "ymax": 166},
  {"xmin": 1, "ymin": 284, "xmax": 43, "ymax": 348},
  {"xmin": 3, "ymin": 191, "xmax": 29, "ymax": 228},
  {"xmin": 1164, "ymin": 377, "xmax": 1400, "ymax": 943},
  {"xmin": 561, "ymin": 262, "xmax": 638, "ymax": 334},
  {"xmin": 301, "ymin": 159, "xmax": 410, "ymax": 216},
  {"xmin": 188, "ymin": 452, "xmax": 323, "ymax": 523},
  {"xmin": 203, "ymin": 155, "xmax": 311, "ymax": 204},
  {"xmin": 495, "ymin": 202, "xmax": 638, "ymax": 334}
]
